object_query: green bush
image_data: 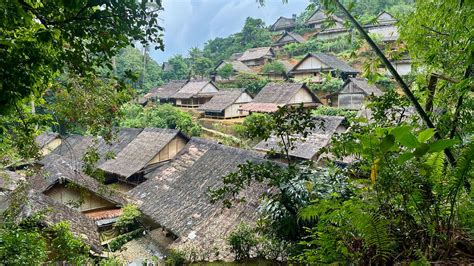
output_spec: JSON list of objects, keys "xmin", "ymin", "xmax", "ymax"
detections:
[
  {"xmin": 312, "ymin": 106, "xmax": 357, "ymax": 120},
  {"xmin": 114, "ymin": 204, "xmax": 141, "ymax": 233},
  {"xmin": 227, "ymin": 222, "xmax": 258, "ymax": 261},
  {"xmin": 118, "ymin": 103, "xmax": 202, "ymax": 136},
  {"xmin": 165, "ymin": 249, "xmax": 186, "ymax": 266},
  {"xmin": 108, "ymin": 229, "xmax": 144, "ymax": 252},
  {"xmin": 232, "ymin": 72, "xmax": 269, "ymax": 95},
  {"xmin": 261, "ymin": 61, "xmax": 287, "ymax": 75}
]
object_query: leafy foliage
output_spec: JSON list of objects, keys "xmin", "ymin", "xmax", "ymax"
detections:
[
  {"xmin": 115, "ymin": 204, "xmax": 141, "ymax": 233},
  {"xmin": 311, "ymin": 106, "xmax": 357, "ymax": 120},
  {"xmin": 227, "ymin": 222, "xmax": 258, "ymax": 261},
  {"xmin": 216, "ymin": 63, "xmax": 234, "ymax": 80},
  {"xmin": 118, "ymin": 103, "xmax": 202, "ymax": 136},
  {"xmin": 230, "ymin": 72, "xmax": 269, "ymax": 95},
  {"xmin": 261, "ymin": 61, "xmax": 287, "ymax": 75}
]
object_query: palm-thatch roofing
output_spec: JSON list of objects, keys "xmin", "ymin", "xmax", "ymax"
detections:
[
  {"xmin": 254, "ymin": 116, "xmax": 348, "ymax": 160},
  {"xmin": 270, "ymin": 16, "xmax": 296, "ymax": 31},
  {"xmin": 35, "ymin": 132, "xmax": 59, "ymax": 149},
  {"xmin": 172, "ymin": 80, "xmax": 218, "ymax": 99},
  {"xmin": 238, "ymin": 47, "xmax": 274, "ymax": 62},
  {"xmin": 367, "ymin": 11, "xmax": 397, "ymax": 26},
  {"xmin": 343, "ymin": 78, "xmax": 384, "ymax": 96},
  {"xmin": 98, "ymin": 128, "xmax": 188, "ymax": 179},
  {"xmin": 216, "ymin": 60, "xmax": 254, "ymax": 73},
  {"xmin": 197, "ymin": 89, "xmax": 250, "ymax": 113},
  {"xmin": 0, "ymin": 171, "xmax": 25, "ymax": 192},
  {"xmin": 240, "ymin": 82, "xmax": 321, "ymax": 114},
  {"xmin": 128, "ymin": 138, "xmax": 267, "ymax": 260},
  {"xmin": 0, "ymin": 189, "xmax": 102, "ymax": 252},
  {"xmin": 229, "ymin": 52, "xmax": 244, "ymax": 61},
  {"xmin": 273, "ymin": 31, "xmax": 305, "ymax": 46},
  {"xmin": 306, "ymin": 8, "xmax": 344, "ymax": 26},
  {"xmin": 290, "ymin": 53, "xmax": 359, "ymax": 74},
  {"xmin": 153, "ymin": 80, "xmax": 188, "ymax": 100},
  {"xmin": 33, "ymin": 154, "xmax": 127, "ymax": 206},
  {"xmin": 44, "ymin": 128, "xmax": 143, "ymax": 171}
]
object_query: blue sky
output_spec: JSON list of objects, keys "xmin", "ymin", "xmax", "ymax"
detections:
[{"xmin": 149, "ymin": 0, "xmax": 309, "ymax": 63}]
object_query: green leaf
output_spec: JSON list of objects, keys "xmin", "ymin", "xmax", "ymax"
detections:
[
  {"xmin": 417, "ymin": 128, "xmax": 436, "ymax": 143},
  {"xmin": 398, "ymin": 152, "xmax": 414, "ymax": 163},
  {"xmin": 380, "ymin": 134, "xmax": 395, "ymax": 153},
  {"xmin": 428, "ymin": 139, "xmax": 459, "ymax": 153},
  {"xmin": 414, "ymin": 143, "xmax": 429, "ymax": 158},
  {"xmin": 392, "ymin": 126, "xmax": 419, "ymax": 148}
]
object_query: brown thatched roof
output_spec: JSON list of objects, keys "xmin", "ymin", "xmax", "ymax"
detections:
[
  {"xmin": 248, "ymin": 82, "xmax": 320, "ymax": 105},
  {"xmin": 239, "ymin": 47, "xmax": 274, "ymax": 62},
  {"xmin": 270, "ymin": 16, "xmax": 296, "ymax": 31},
  {"xmin": 273, "ymin": 31, "xmax": 305, "ymax": 46},
  {"xmin": 0, "ymin": 189, "xmax": 102, "ymax": 252},
  {"xmin": 197, "ymin": 89, "xmax": 250, "ymax": 112},
  {"xmin": 216, "ymin": 60, "xmax": 253, "ymax": 73},
  {"xmin": 33, "ymin": 154, "xmax": 127, "ymax": 206},
  {"xmin": 346, "ymin": 78, "xmax": 384, "ymax": 96},
  {"xmin": 290, "ymin": 53, "xmax": 359, "ymax": 74},
  {"xmin": 254, "ymin": 116, "xmax": 348, "ymax": 160},
  {"xmin": 229, "ymin": 52, "xmax": 244, "ymax": 61},
  {"xmin": 153, "ymin": 80, "xmax": 188, "ymax": 100},
  {"xmin": 43, "ymin": 128, "xmax": 143, "ymax": 171},
  {"xmin": 35, "ymin": 132, "xmax": 59, "ymax": 149},
  {"xmin": 306, "ymin": 8, "xmax": 344, "ymax": 26},
  {"xmin": 128, "ymin": 138, "xmax": 267, "ymax": 259},
  {"xmin": 98, "ymin": 128, "xmax": 188, "ymax": 179},
  {"xmin": 172, "ymin": 80, "xmax": 218, "ymax": 99}
]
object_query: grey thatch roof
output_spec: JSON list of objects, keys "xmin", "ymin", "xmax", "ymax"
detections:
[
  {"xmin": 216, "ymin": 60, "xmax": 253, "ymax": 73},
  {"xmin": 35, "ymin": 132, "xmax": 59, "ymax": 149},
  {"xmin": 271, "ymin": 16, "xmax": 296, "ymax": 31},
  {"xmin": 0, "ymin": 171, "xmax": 25, "ymax": 192},
  {"xmin": 345, "ymin": 78, "xmax": 384, "ymax": 96},
  {"xmin": 273, "ymin": 31, "xmax": 305, "ymax": 46},
  {"xmin": 239, "ymin": 47, "xmax": 274, "ymax": 62},
  {"xmin": 0, "ymin": 189, "xmax": 102, "ymax": 252},
  {"xmin": 306, "ymin": 8, "xmax": 344, "ymax": 25},
  {"xmin": 373, "ymin": 11, "xmax": 397, "ymax": 25},
  {"xmin": 250, "ymin": 82, "xmax": 320, "ymax": 105},
  {"xmin": 128, "ymin": 138, "xmax": 267, "ymax": 258},
  {"xmin": 98, "ymin": 128, "xmax": 187, "ymax": 179},
  {"xmin": 153, "ymin": 80, "xmax": 188, "ymax": 100},
  {"xmin": 44, "ymin": 128, "xmax": 143, "ymax": 171},
  {"xmin": 33, "ymin": 154, "xmax": 127, "ymax": 206},
  {"xmin": 172, "ymin": 80, "xmax": 217, "ymax": 99},
  {"xmin": 254, "ymin": 116, "xmax": 347, "ymax": 160},
  {"xmin": 197, "ymin": 89, "xmax": 249, "ymax": 112},
  {"xmin": 290, "ymin": 53, "xmax": 359, "ymax": 74},
  {"xmin": 229, "ymin": 52, "xmax": 244, "ymax": 61}
]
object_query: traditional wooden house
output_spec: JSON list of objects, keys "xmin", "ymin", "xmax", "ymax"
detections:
[
  {"xmin": 0, "ymin": 189, "xmax": 103, "ymax": 253},
  {"xmin": 35, "ymin": 132, "xmax": 61, "ymax": 156},
  {"xmin": 305, "ymin": 8, "xmax": 344, "ymax": 29},
  {"xmin": 238, "ymin": 47, "xmax": 275, "ymax": 67},
  {"xmin": 214, "ymin": 60, "xmax": 254, "ymax": 81},
  {"xmin": 98, "ymin": 128, "xmax": 189, "ymax": 184},
  {"xmin": 239, "ymin": 82, "xmax": 321, "ymax": 113},
  {"xmin": 270, "ymin": 16, "xmax": 296, "ymax": 33},
  {"xmin": 259, "ymin": 59, "xmax": 295, "ymax": 81},
  {"xmin": 326, "ymin": 78, "xmax": 384, "ymax": 109},
  {"xmin": 365, "ymin": 11, "xmax": 398, "ymax": 43},
  {"xmin": 289, "ymin": 53, "xmax": 359, "ymax": 82},
  {"xmin": 313, "ymin": 20, "xmax": 348, "ymax": 40},
  {"xmin": 128, "ymin": 138, "xmax": 267, "ymax": 261},
  {"xmin": 172, "ymin": 80, "xmax": 219, "ymax": 108},
  {"xmin": 197, "ymin": 89, "xmax": 253, "ymax": 119},
  {"xmin": 272, "ymin": 31, "xmax": 305, "ymax": 48},
  {"xmin": 254, "ymin": 116, "xmax": 348, "ymax": 161},
  {"xmin": 229, "ymin": 52, "xmax": 244, "ymax": 61},
  {"xmin": 151, "ymin": 80, "xmax": 188, "ymax": 104},
  {"xmin": 390, "ymin": 58, "xmax": 412, "ymax": 76}
]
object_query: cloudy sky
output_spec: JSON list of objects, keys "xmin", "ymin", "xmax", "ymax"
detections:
[{"xmin": 149, "ymin": 0, "xmax": 309, "ymax": 63}]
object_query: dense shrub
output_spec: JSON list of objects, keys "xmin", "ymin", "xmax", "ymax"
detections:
[
  {"xmin": 114, "ymin": 204, "xmax": 141, "ymax": 233},
  {"xmin": 227, "ymin": 222, "xmax": 258, "ymax": 261},
  {"xmin": 312, "ymin": 106, "xmax": 357, "ymax": 120},
  {"xmin": 165, "ymin": 249, "xmax": 187, "ymax": 266},
  {"xmin": 108, "ymin": 229, "xmax": 144, "ymax": 252}
]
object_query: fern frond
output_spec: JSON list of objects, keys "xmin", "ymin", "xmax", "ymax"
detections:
[{"xmin": 449, "ymin": 140, "xmax": 474, "ymax": 198}]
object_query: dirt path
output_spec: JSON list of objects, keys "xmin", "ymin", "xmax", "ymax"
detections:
[{"xmin": 200, "ymin": 126, "xmax": 241, "ymax": 142}]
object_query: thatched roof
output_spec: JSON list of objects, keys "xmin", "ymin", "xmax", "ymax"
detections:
[
  {"xmin": 306, "ymin": 8, "xmax": 344, "ymax": 26},
  {"xmin": 33, "ymin": 154, "xmax": 127, "ymax": 206},
  {"xmin": 290, "ymin": 53, "xmax": 359, "ymax": 74},
  {"xmin": 249, "ymin": 82, "xmax": 320, "ymax": 105},
  {"xmin": 0, "ymin": 189, "xmax": 102, "ymax": 252},
  {"xmin": 270, "ymin": 16, "xmax": 296, "ymax": 31},
  {"xmin": 239, "ymin": 47, "xmax": 274, "ymax": 62},
  {"xmin": 98, "ymin": 128, "xmax": 188, "ymax": 179},
  {"xmin": 35, "ymin": 132, "xmax": 59, "ymax": 149},
  {"xmin": 153, "ymin": 80, "xmax": 188, "ymax": 100},
  {"xmin": 371, "ymin": 11, "xmax": 397, "ymax": 26},
  {"xmin": 345, "ymin": 78, "xmax": 384, "ymax": 96},
  {"xmin": 172, "ymin": 80, "xmax": 218, "ymax": 99},
  {"xmin": 128, "ymin": 138, "xmax": 267, "ymax": 259},
  {"xmin": 44, "ymin": 128, "xmax": 142, "ymax": 171},
  {"xmin": 273, "ymin": 31, "xmax": 305, "ymax": 46},
  {"xmin": 197, "ymin": 89, "xmax": 250, "ymax": 112},
  {"xmin": 0, "ymin": 171, "xmax": 25, "ymax": 192},
  {"xmin": 254, "ymin": 116, "xmax": 348, "ymax": 160},
  {"xmin": 216, "ymin": 60, "xmax": 253, "ymax": 73},
  {"xmin": 229, "ymin": 52, "xmax": 244, "ymax": 61}
]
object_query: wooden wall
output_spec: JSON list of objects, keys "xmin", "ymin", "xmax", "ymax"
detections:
[
  {"xmin": 45, "ymin": 183, "xmax": 116, "ymax": 212},
  {"xmin": 147, "ymin": 136, "xmax": 187, "ymax": 165}
]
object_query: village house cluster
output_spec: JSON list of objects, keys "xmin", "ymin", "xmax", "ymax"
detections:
[{"xmin": 0, "ymin": 8, "xmax": 410, "ymax": 262}]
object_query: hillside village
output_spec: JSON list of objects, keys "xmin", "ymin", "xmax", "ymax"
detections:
[{"xmin": 1, "ymin": 1, "xmax": 472, "ymax": 265}]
